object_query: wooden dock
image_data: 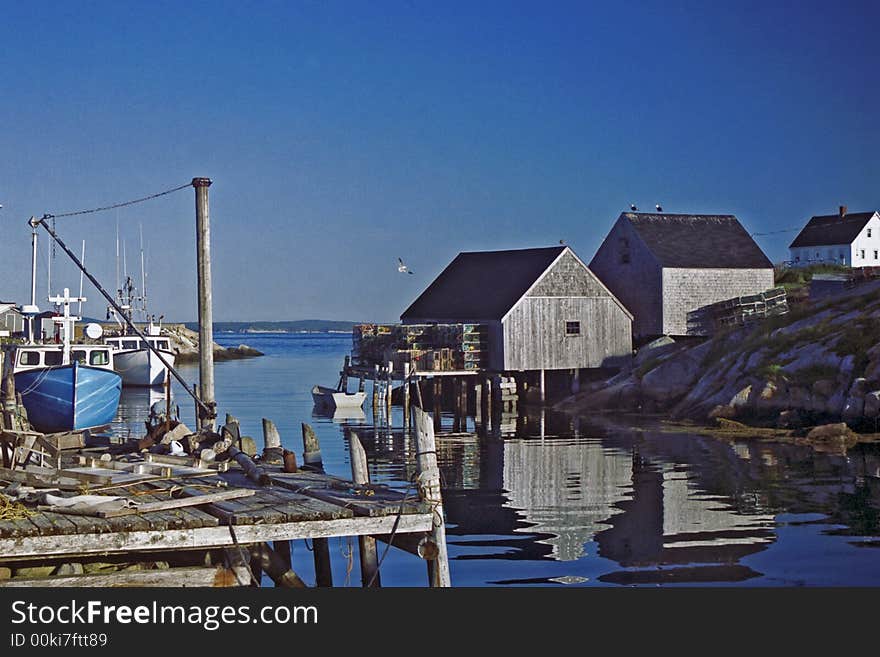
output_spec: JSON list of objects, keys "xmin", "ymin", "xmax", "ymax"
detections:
[{"xmin": 0, "ymin": 408, "xmax": 449, "ymax": 588}]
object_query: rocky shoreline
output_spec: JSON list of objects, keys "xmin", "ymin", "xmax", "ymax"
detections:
[
  {"xmin": 555, "ymin": 280, "xmax": 880, "ymax": 450},
  {"xmin": 161, "ymin": 324, "xmax": 264, "ymax": 363}
]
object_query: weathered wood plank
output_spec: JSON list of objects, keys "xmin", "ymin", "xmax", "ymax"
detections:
[
  {"xmin": 0, "ymin": 513, "xmax": 434, "ymax": 559},
  {"xmin": 0, "ymin": 565, "xmax": 250, "ymax": 588},
  {"xmin": 97, "ymin": 489, "xmax": 255, "ymax": 518}
]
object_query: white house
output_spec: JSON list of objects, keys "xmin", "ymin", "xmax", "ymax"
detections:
[{"xmin": 789, "ymin": 207, "xmax": 880, "ymax": 268}]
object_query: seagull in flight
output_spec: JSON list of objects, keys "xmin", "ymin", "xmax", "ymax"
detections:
[{"xmin": 398, "ymin": 257, "xmax": 414, "ymax": 275}]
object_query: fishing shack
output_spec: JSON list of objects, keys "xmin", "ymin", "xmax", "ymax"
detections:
[
  {"xmin": 356, "ymin": 245, "xmax": 632, "ymax": 405},
  {"xmin": 589, "ymin": 212, "xmax": 775, "ymax": 341}
]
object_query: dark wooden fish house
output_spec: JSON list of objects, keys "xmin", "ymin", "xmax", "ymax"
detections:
[{"xmin": 400, "ymin": 246, "xmax": 633, "ymax": 384}]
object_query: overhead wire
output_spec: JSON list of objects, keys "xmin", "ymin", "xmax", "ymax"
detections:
[{"xmin": 45, "ymin": 182, "xmax": 192, "ymax": 220}]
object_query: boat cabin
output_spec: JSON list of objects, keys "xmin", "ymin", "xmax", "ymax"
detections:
[
  {"xmin": 15, "ymin": 344, "xmax": 115, "ymax": 372},
  {"xmin": 104, "ymin": 336, "xmax": 172, "ymax": 353}
]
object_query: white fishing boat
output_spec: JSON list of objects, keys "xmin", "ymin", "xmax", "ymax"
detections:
[
  {"xmin": 102, "ymin": 227, "xmax": 175, "ymax": 387},
  {"xmin": 104, "ymin": 319, "xmax": 176, "ymax": 387},
  {"xmin": 311, "ymin": 384, "xmax": 366, "ymax": 410}
]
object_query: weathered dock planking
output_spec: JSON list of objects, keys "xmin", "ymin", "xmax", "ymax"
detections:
[{"xmin": 0, "ymin": 418, "xmax": 447, "ymax": 588}]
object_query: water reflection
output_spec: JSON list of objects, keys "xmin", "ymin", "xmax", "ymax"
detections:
[{"xmin": 103, "ymin": 332, "xmax": 880, "ymax": 586}]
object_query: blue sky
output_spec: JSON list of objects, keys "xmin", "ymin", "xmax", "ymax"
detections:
[{"xmin": 1, "ymin": 1, "xmax": 878, "ymax": 322}]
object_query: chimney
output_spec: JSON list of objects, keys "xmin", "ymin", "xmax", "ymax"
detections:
[{"xmin": 839, "ymin": 205, "xmax": 847, "ymax": 218}]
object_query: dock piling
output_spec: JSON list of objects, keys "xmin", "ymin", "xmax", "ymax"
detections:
[
  {"xmin": 300, "ymin": 422, "xmax": 333, "ymax": 586},
  {"xmin": 348, "ymin": 431, "xmax": 381, "ymax": 587},
  {"xmin": 411, "ymin": 406, "xmax": 451, "ymax": 587},
  {"xmin": 192, "ymin": 177, "xmax": 216, "ymax": 430}
]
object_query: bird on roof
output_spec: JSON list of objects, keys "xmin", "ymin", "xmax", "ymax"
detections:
[
  {"xmin": 398, "ymin": 257, "xmax": 414, "ymax": 275},
  {"xmin": 630, "ymin": 204, "xmax": 638, "ymax": 211},
  {"xmin": 655, "ymin": 203, "xmax": 663, "ymax": 212},
  {"xmin": 559, "ymin": 239, "xmax": 565, "ymax": 245}
]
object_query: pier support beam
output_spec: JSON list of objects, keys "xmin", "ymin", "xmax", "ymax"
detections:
[
  {"xmin": 348, "ymin": 431, "xmax": 381, "ymax": 587},
  {"xmin": 412, "ymin": 406, "xmax": 451, "ymax": 587},
  {"xmin": 301, "ymin": 423, "xmax": 333, "ymax": 586},
  {"xmin": 403, "ymin": 363, "xmax": 411, "ymax": 430},
  {"xmin": 193, "ymin": 177, "xmax": 216, "ymax": 430},
  {"xmin": 432, "ymin": 377, "xmax": 442, "ymax": 431}
]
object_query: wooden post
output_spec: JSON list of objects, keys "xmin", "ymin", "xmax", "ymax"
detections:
[
  {"xmin": 192, "ymin": 383, "xmax": 200, "ymax": 431},
  {"xmin": 358, "ymin": 376, "xmax": 365, "ymax": 393},
  {"xmin": 403, "ymin": 362, "xmax": 411, "ymax": 430},
  {"xmin": 372, "ymin": 364, "xmax": 380, "ymax": 417},
  {"xmin": 192, "ymin": 177, "xmax": 216, "ymax": 430},
  {"xmin": 386, "ymin": 361, "xmax": 393, "ymax": 419},
  {"xmin": 432, "ymin": 377, "xmax": 442, "ymax": 431},
  {"xmin": 164, "ymin": 368, "xmax": 172, "ymax": 435},
  {"xmin": 261, "ymin": 418, "xmax": 283, "ymax": 464},
  {"xmin": 411, "ymin": 406, "xmax": 451, "ymax": 587},
  {"xmin": 273, "ymin": 539, "xmax": 292, "ymax": 571},
  {"xmin": 452, "ymin": 377, "xmax": 461, "ymax": 433},
  {"xmin": 301, "ymin": 422, "xmax": 333, "ymax": 586},
  {"xmin": 539, "ymin": 368, "xmax": 546, "ymax": 406},
  {"xmin": 348, "ymin": 431, "xmax": 381, "ymax": 587},
  {"xmin": 1, "ymin": 347, "xmax": 17, "ymax": 432},
  {"xmin": 249, "ymin": 543, "xmax": 306, "ymax": 588},
  {"xmin": 341, "ymin": 355, "xmax": 349, "ymax": 392},
  {"xmin": 301, "ymin": 422, "xmax": 322, "ymax": 470}
]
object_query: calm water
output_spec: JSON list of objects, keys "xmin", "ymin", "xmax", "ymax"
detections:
[{"xmin": 111, "ymin": 333, "xmax": 880, "ymax": 587}]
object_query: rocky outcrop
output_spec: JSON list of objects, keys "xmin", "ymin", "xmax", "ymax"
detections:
[
  {"xmin": 555, "ymin": 283, "xmax": 880, "ymax": 435},
  {"xmin": 163, "ymin": 325, "xmax": 264, "ymax": 363}
]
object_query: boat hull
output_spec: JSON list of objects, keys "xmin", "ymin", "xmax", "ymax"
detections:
[
  {"xmin": 15, "ymin": 362, "xmax": 122, "ymax": 433},
  {"xmin": 113, "ymin": 349, "xmax": 176, "ymax": 387},
  {"xmin": 311, "ymin": 385, "xmax": 366, "ymax": 410}
]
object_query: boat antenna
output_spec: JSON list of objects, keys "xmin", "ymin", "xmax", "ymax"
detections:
[
  {"xmin": 139, "ymin": 222, "xmax": 147, "ymax": 322},
  {"xmin": 28, "ymin": 217, "xmax": 38, "ymax": 341},
  {"xmin": 78, "ymin": 239, "xmax": 86, "ymax": 317},
  {"xmin": 115, "ymin": 217, "xmax": 120, "ymax": 295}
]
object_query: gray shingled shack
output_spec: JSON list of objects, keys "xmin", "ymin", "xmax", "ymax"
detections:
[
  {"xmin": 401, "ymin": 245, "xmax": 632, "ymax": 373},
  {"xmin": 589, "ymin": 213, "xmax": 774, "ymax": 340}
]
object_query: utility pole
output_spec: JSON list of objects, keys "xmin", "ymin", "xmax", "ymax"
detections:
[{"xmin": 193, "ymin": 177, "xmax": 216, "ymax": 429}]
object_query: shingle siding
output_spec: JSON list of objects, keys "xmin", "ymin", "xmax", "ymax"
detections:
[
  {"xmin": 661, "ymin": 268, "xmax": 775, "ymax": 336},
  {"xmin": 589, "ymin": 216, "xmax": 663, "ymax": 338}
]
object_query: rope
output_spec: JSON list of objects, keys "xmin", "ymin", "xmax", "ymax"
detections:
[
  {"xmin": 45, "ymin": 182, "xmax": 192, "ymax": 220},
  {"xmin": 366, "ymin": 478, "xmax": 414, "ymax": 587},
  {"xmin": 226, "ymin": 519, "xmax": 260, "ymax": 586},
  {"xmin": 0, "ymin": 493, "xmax": 35, "ymax": 520}
]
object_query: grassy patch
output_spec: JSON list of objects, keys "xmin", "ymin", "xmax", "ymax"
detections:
[
  {"xmin": 831, "ymin": 318, "xmax": 880, "ymax": 375},
  {"xmin": 789, "ymin": 363, "xmax": 839, "ymax": 385}
]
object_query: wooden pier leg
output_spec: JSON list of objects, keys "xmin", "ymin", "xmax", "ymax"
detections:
[
  {"xmin": 433, "ymin": 377, "xmax": 442, "ymax": 431},
  {"xmin": 403, "ymin": 362, "xmax": 411, "ymax": 430},
  {"xmin": 348, "ymin": 431, "xmax": 381, "ymax": 587},
  {"xmin": 274, "ymin": 539, "xmax": 292, "ymax": 570},
  {"xmin": 460, "ymin": 377, "xmax": 468, "ymax": 429},
  {"xmin": 372, "ymin": 365, "xmax": 380, "ymax": 418},
  {"xmin": 412, "ymin": 406, "xmax": 451, "ymax": 587},
  {"xmin": 386, "ymin": 361, "xmax": 393, "ymax": 420},
  {"xmin": 300, "ymin": 422, "xmax": 333, "ymax": 586},
  {"xmin": 358, "ymin": 376, "xmax": 365, "ymax": 393},
  {"xmin": 341, "ymin": 355, "xmax": 350, "ymax": 392},
  {"xmin": 452, "ymin": 378, "xmax": 462, "ymax": 433}
]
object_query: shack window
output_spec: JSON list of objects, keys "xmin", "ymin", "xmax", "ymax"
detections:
[
  {"xmin": 44, "ymin": 351, "xmax": 62, "ymax": 366},
  {"xmin": 90, "ymin": 350, "xmax": 109, "ymax": 366},
  {"xmin": 19, "ymin": 351, "xmax": 41, "ymax": 366},
  {"xmin": 565, "ymin": 321, "xmax": 581, "ymax": 336}
]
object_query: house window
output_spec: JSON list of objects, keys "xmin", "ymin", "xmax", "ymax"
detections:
[
  {"xmin": 795, "ymin": 256, "xmax": 800, "ymax": 262},
  {"xmin": 565, "ymin": 321, "xmax": 581, "ymax": 336},
  {"xmin": 861, "ymin": 249, "xmax": 866, "ymax": 259},
  {"xmin": 839, "ymin": 252, "xmax": 846, "ymax": 261},
  {"xmin": 875, "ymin": 250, "xmax": 878, "ymax": 260},
  {"xmin": 869, "ymin": 229, "xmax": 872, "ymax": 238}
]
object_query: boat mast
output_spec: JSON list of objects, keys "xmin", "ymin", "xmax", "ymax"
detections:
[
  {"xmin": 139, "ymin": 223, "xmax": 147, "ymax": 323},
  {"xmin": 78, "ymin": 240, "xmax": 86, "ymax": 318},
  {"xmin": 28, "ymin": 217, "xmax": 38, "ymax": 341}
]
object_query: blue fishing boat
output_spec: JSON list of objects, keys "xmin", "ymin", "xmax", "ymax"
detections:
[
  {"xmin": 13, "ymin": 286, "xmax": 122, "ymax": 433},
  {"xmin": 14, "ymin": 356, "xmax": 122, "ymax": 433}
]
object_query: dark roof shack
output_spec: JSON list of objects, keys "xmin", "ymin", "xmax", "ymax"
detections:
[
  {"xmin": 401, "ymin": 246, "xmax": 566, "ymax": 321},
  {"xmin": 622, "ymin": 213, "xmax": 772, "ymax": 269},
  {"xmin": 789, "ymin": 212, "xmax": 876, "ymax": 249}
]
